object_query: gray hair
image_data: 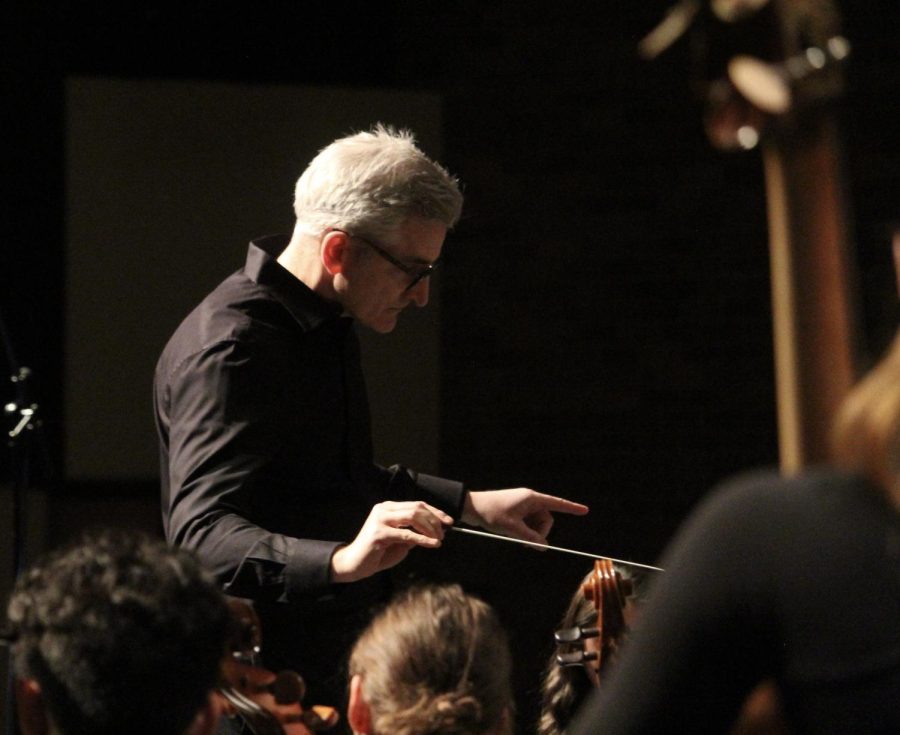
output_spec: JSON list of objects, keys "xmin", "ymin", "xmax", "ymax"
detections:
[{"xmin": 293, "ymin": 124, "xmax": 463, "ymax": 240}]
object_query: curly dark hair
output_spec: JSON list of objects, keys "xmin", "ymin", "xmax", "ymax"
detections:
[
  {"xmin": 5, "ymin": 530, "xmax": 230, "ymax": 735},
  {"xmin": 349, "ymin": 584, "xmax": 513, "ymax": 735}
]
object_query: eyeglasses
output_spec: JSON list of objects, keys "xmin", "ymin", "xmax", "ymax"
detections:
[{"xmin": 333, "ymin": 229, "xmax": 438, "ymax": 292}]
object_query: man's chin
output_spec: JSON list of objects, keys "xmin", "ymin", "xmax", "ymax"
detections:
[{"xmin": 367, "ymin": 312, "xmax": 400, "ymax": 334}]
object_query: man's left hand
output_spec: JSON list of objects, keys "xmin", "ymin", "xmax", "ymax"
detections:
[{"xmin": 461, "ymin": 488, "xmax": 589, "ymax": 545}]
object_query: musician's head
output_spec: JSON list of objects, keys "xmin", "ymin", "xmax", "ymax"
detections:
[
  {"xmin": 5, "ymin": 530, "xmax": 230, "ymax": 735},
  {"xmin": 284, "ymin": 124, "xmax": 463, "ymax": 333},
  {"xmin": 347, "ymin": 583, "xmax": 513, "ymax": 735},
  {"xmin": 292, "ymin": 124, "xmax": 463, "ymax": 242},
  {"xmin": 832, "ymin": 329, "xmax": 900, "ymax": 510}
]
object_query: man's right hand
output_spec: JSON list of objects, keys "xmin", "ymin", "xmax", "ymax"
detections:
[{"xmin": 329, "ymin": 501, "xmax": 453, "ymax": 583}]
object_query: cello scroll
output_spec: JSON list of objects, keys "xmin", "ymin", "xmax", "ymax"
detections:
[{"xmin": 554, "ymin": 559, "xmax": 635, "ymax": 685}]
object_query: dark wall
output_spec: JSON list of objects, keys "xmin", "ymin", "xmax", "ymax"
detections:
[
  {"xmin": 389, "ymin": 4, "xmax": 900, "ymax": 726},
  {"xmin": 3, "ymin": 2, "xmax": 899, "ymax": 732}
]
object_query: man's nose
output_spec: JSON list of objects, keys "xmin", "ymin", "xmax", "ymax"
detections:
[{"xmin": 409, "ymin": 278, "xmax": 429, "ymax": 307}]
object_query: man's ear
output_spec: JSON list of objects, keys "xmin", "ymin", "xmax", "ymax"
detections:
[
  {"xmin": 348, "ymin": 674, "xmax": 372, "ymax": 735},
  {"xmin": 322, "ymin": 230, "xmax": 351, "ymax": 277},
  {"xmin": 15, "ymin": 678, "xmax": 50, "ymax": 735},
  {"xmin": 185, "ymin": 691, "xmax": 222, "ymax": 735}
]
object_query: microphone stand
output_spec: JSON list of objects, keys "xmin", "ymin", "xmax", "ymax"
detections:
[
  {"xmin": 1, "ymin": 308, "xmax": 51, "ymax": 735},
  {"xmin": 5, "ymin": 369, "xmax": 39, "ymax": 578}
]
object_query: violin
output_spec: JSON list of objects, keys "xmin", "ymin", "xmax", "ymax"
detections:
[
  {"xmin": 553, "ymin": 559, "xmax": 634, "ymax": 686},
  {"xmin": 218, "ymin": 598, "xmax": 340, "ymax": 735}
]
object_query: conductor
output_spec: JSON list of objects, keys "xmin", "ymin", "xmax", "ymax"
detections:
[{"xmin": 155, "ymin": 124, "xmax": 588, "ymax": 704}]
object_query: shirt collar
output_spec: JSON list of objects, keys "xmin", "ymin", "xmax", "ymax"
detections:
[{"xmin": 244, "ymin": 234, "xmax": 344, "ymax": 330}]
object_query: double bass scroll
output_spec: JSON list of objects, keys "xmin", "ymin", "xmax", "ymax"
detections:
[
  {"xmin": 638, "ymin": 2, "xmax": 861, "ymax": 733},
  {"xmin": 691, "ymin": 0, "xmax": 860, "ymax": 471}
]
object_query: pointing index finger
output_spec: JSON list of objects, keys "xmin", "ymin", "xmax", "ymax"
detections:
[{"xmin": 537, "ymin": 494, "xmax": 589, "ymax": 516}]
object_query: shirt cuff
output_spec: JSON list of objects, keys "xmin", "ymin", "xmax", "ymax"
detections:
[
  {"xmin": 284, "ymin": 538, "xmax": 344, "ymax": 600},
  {"xmin": 413, "ymin": 472, "xmax": 467, "ymax": 520}
]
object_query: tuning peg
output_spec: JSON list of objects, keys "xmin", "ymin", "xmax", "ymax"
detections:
[
  {"xmin": 554, "ymin": 625, "xmax": 600, "ymax": 644},
  {"xmin": 639, "ymin": 0, "xmax": 772, "ymax": 61},
  {"xmin": 556, "ymin": 650, "xmax": 599, "ymax": 667},
  {"xmin": 639, "ymin": 0, "xmax": 701, "ymax": 60},
  {"xmin": 272, "ymin": 670, "xmax": 306, "ymax": 705},
  {"xmin": 711, "ymin": 0, "xmax": 769, "ymax": 23},
  {"xmin": 727, "ymin": 36, "xmax": 851, "ymax": 115},
  {"xmin": 302, "ymin": 705, "xmax": 341, "ymax": 732}
]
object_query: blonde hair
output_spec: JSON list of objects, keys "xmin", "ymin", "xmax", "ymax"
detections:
[
  {"xmin": 349, "ymin": 584, "xmax": 512, "ymax": 735},
  {"xmin": 832, "ymin": 331, "xmax": 900, "ymax": 509}
]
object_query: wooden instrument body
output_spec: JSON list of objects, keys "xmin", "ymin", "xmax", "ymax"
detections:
[{"xmin": 218, "ymin": 598, "xmax": 339, "ymax": 735}]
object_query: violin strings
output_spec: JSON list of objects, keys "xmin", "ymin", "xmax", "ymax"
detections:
[{"xmin": 449, "ymin": 526, "xmax": 664, "ymax": 572}]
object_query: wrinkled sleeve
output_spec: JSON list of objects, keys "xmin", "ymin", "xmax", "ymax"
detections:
[
  {"xmin": 160, "ymin": 335, "xmax": 468, "ymax": 604},
  {"xmin": 161, "ymin": 338, "xmax": 341, "ymax": 603}
]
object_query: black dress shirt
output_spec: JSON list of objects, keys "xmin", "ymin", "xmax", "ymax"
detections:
[{"xmin": 154, "ymin": 235, "xmax": 465, "ymax": 697}]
